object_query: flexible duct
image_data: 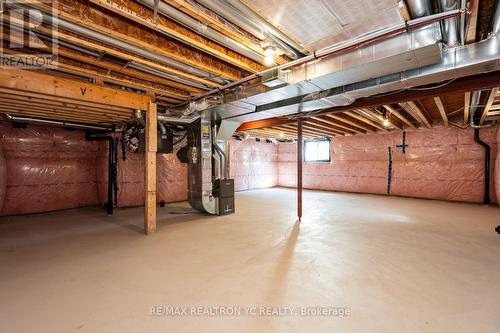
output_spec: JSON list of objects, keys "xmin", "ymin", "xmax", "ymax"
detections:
[
  {"xmin": 135, "ymin": 0, "xmax": 266, "ymax": 64},
  {"xmin": 12, "ymin": 3, "xmax": 226, "ymax": 84}
]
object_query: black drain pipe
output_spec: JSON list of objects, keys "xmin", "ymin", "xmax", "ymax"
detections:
[
  {"xmin": 86, "ymin": 132, "xmax": 116, "ymax": 215},
  {"xmin": 473, "ymin": 129, "xmax": 491, "ymax": 205}
]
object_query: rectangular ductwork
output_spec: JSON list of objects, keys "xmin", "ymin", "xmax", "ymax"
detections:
[{"xmin": 214, "ymin": 23, "xmax": 443, "ymax": 122}]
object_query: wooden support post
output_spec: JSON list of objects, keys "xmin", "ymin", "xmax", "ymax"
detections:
[
  {"xmin": 297, "ymin": 118, "xmax": 303, "ymax": 222},
  {"xmin": 144, "ymin": 101, "xmax": 157, "ymax": 234}
]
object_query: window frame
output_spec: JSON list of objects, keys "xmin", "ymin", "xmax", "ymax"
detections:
[{"xmin": 303, "ymin": 138, "xmax": 331, "ymax": 163}]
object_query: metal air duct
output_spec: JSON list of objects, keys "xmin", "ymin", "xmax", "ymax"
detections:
[
  {"xmin": 437, "ymin": 0, "xmax": 461, "ymax": 46},
  {"xmin": 405, "ymin": 0, "xmax": 433, "ymax": 18},
  {"xmin": 135, "ymin": 0, "xmax": 266, "ymax": 64}
]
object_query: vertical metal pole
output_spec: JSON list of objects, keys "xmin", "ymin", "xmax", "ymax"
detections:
[{"xmin": 297, "ymin": 118, "xmax": 303, "ymax": 222}]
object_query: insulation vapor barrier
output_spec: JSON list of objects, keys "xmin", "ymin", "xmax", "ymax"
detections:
[
  {"xmin": 496, "ymin": 126, "xmax": 500, "ymax": 204},
  {"xmin": 0, "ymin": 123, "xmax": 186, "ymax": 216},
  {"xmin": 229, "ymin": 138, "xmax": 278, "ymax": 191},
  {"xmin": 96, "ymin": 144, "xmax": 187, "ymax": 207},
  {"xmin": 279, "ymin": 125, "xmax": 498, "ymax": 203},
  {"xmin": 0, "ymin": 123, "xmax": 99, "ymax": 216}
]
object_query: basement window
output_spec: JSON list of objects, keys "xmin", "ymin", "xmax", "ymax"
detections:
[{"xmin": 304, "ymin": 139, "xmax": 331, "ymax": 163}]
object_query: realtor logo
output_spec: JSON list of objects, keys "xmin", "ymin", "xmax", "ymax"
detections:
[{"xmin": 0, "ymin": 0, "xmax": 58, "ymax": 69}]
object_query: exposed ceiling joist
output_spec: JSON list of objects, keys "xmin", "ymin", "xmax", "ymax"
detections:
[
  {"xmin": 303, "ymin": 122, "xmax": 347, "ymax": 136},
  {"xmin": 344, "ymin": 111, "xmax": 385, "ymax": 131},
  {"xmin": 312, "ymin": 116, "xmax": 364, "ymax": 134},
  {"xmin": 383, "ymin": 104, "xmax": 415, "ymax": 129},
  {"xmin": 324, "ymin": 114, "xmax": 375, "ymax": 132},
  {"xmin": 87, "ymin": 0, "xmax": 260, "ymax": 73},
  {"xmin": 433, "ymin": 97, "xmax": 448, "ymax": 127},
  {"xmin": 236, "ymin": 72, "xmax": 500, "ymax": 132},
  {"xmin": 479, "ymin": 88, "xmax": 499, "ymax": 124},
  {"xmin": 399, "ymin": 101, "xmax": 432, "ymax": 128},
  {"xmin": 464, "ymin": 91, "xmax": 471, "ymax": 126}
]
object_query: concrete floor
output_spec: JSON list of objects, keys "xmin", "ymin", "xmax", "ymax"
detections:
[{"xmin": 1, "ymin": 188, "xmax": 500, "ymax": 332}]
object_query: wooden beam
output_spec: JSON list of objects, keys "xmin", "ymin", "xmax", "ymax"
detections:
[
  {"xmin": 0, "ymin": 68, "xmax": 150, "ymax": 110},
  {"xmin": 383, "ymin": 104, "xmax": 415, "ymax": 129},
  {"xmin": 433, "ymin": 97, "xmax": 449, "ymax": 127},
  {"xmin": 480, "ymin": 88, "xmax": 499, "ymax": 124},
  {"xmin": 343, "ymin": 111, "xmax": 385, "ymax": 131},
  {"xmin": 0, "ymin": 94, "xmax": 133, "ymax": 117},
  {"xmin": 464, "ymin": 91, "xmax": 471, "ymax": 126},
  {"xmin": 0, "ymin": 88, "xmax": 134, "ymax": 113},
  {"xmin": 144, "ymin": 101, "xmax": 157, "ymax": 234}
]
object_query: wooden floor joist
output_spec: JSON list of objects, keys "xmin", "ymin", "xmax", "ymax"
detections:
[
  {"xmin": 383, "ymin": 105, "xmax": 415, "ymax": 129},
  {"xmin": 433, "ymin": 97, "xmax": 448, "ymax": 128},
  {"xmin": 323, "ymin": 114, "xmax": 375, "ymax": 132},
  {"xmin": 30, "ymin": 2, "xmax": 246, "ymax": 82},
  {"xmin": 343, "ymin": 111, "xmax": 385, "ymax": 131},
  {"xmin": 88, "ymin": 0, "xmax": 261, "ymax": 73},
  {"xmin": 480, "ymin": 88, "xmax": 499, "ymax": 124},
  {"xmin": 399, "ymin": 101, "xmax": 432, "ymax": 128},
  {"xmin": 311, "ymin": 116, "xmax": 363, "ymax": 134}
]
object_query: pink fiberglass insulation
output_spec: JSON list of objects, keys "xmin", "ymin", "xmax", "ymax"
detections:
[
  {"xmin": 496, "ymin": 126, "xmax": 500, "ymax": 207},
  {"xmin": 0, "ymin": 140, "xmax": 6, "ymax": 212},
  {"xmin": 278, "ymin": 125, "xmax": 497, "ymax": 203},
  {"xmin": 229, "ymin": 138, "xmax": 278, "ymax": 191},
  {"xmin": 0, "ymin": 123, "xmax": 100, "ymax": 216},
  {"xmin": 96, "ymin": 142, "xmax": 187, "ymax": 207}
]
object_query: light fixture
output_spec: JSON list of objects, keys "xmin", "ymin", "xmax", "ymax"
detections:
[
  {"xmin": 382, "ymin": 109, "xmax": 390, "ymax": 127},
  {"xmin": 263, "ymin": 45, "xmax": 277, "ymax": 67},
  {"xmin": 279, "ymin": 132, "xmax": 284, "ymax": 137}
]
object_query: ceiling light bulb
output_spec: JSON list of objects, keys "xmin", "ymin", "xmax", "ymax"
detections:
[
  {"xmin": 264, "ymin": 55, "xmax": 275, "ymax": 66},
  {"xmin": 383, "ymin": 119, "xmax": 390, "ymax": 127},
  {"xmin": 263, "ymin": 46, "xmax": 276, "ymax": 67}
]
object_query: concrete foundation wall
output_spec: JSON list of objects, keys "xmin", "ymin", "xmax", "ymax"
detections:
[{"xmin": 278, "ymin": 125, "xmax": 498, "ymax": 203}]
